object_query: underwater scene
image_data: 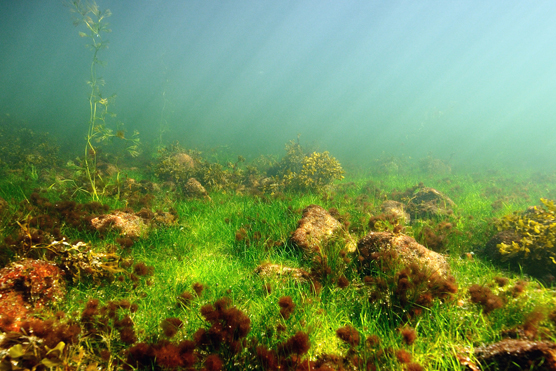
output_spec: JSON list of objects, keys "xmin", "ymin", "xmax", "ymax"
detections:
[{"xmin": 2, "ymin": 1, "xmax": 556, "ymax": 370}]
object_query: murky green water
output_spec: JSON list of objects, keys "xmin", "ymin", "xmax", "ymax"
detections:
[{"xmin": 1, "ymin": 1, "xmax": 556, "ymax": 171}]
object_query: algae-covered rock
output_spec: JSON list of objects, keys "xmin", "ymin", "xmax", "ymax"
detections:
[
  {"xmin": 485, "ymin": 230, "xmax": 521, "ymax": 262},
  {"xmin": 474, "ymin": 339, "xmax": 556, "ymax": 371},
  {"xmin": 91, "ymin": 210, "xmax": 148, "ymax": 238},
  {"xmin": 182, "ymin": 177, "xmax": 211, "ymax": 200},
  {"xmin": 408, "ymin": 187, "xmax": 455, "ymax": 219},
  {"xmin": 254, "ymin": 263, "xmax": 309, "ymax": 282},
  {"xmin": 290, "ymin": 204, "xmax": 355, "ymax": 256},
  {"xmin": 357, "ymin": 231, "xmax": 451, "ymax": 279}
]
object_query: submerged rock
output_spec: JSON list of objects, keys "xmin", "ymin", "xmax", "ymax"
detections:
[
  {"xmin": 91, "ymin": 210, "xmax": 148, "ymax": 238},
  {"xmin": 172, "ymin": 152, "xmax": 195, "ymax": 170},
  {"xmin": 254, "ymin": 263, "xmax": 309, "ymax": 282},
  {"xmin": 408, "ymin": 187, "xmax": 455, "ymax": 219},
  {"xmin": 474, "ymin": 339, "xmax": 556, "ymax": 371},
  {"xmin": 357, "ymin": 231, "xmax": 451, "ymax": 278},
  {"xmin": 290, "ymin": 204, "xmax": 355, "ymax": 256},
  {"xmin": 183, "ymin": 177, "xmax": 211, "ymax": 200}
]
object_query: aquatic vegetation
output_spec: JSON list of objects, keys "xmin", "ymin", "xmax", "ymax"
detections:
[
  {"xmin": 69, "ymin": 0, "xmax": 140, "ymax": 200},
  {"xmin": 154, "ymin": 143, "xmax": 200, "ymax": 184},
  {"xmin": 0, "ymin": 117, "xmax": 60, "ymax": 176},
  {"xmin": 268, "ymin": 139, "xmax": 344, "ymax": 192},
  {"xmin": 495, "ymin": 198, "xmax": 556, "ymax": 276},
  {"xmin": 3, "ymin": 125, "xmax": 556, "ymax": 370},
  {"xmin": 0, "ymin": 259, "xmax": 66, "ymax": 331},
  {"xmin": 284, "ymin": 151, "xmax": 345, "ymax": 192}
]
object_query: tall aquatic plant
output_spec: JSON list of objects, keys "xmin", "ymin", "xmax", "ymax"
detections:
[{"xmin": 69, "ymin": 0, "xmax": 139, "ymax": 200}]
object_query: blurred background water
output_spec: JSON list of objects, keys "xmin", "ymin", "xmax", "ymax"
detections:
[{"xmin": 1, "ymin": 0, "xmax": 556, "ymax": 171}]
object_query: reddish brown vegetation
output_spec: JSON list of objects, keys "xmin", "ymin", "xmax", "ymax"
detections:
[
  {"xmin": 468, "ymin": 284, "xmax": 504, "ymax": 314},
  {"xmin": 0, "ymin": 259, "xmax": 66, "ymax": 331},
  {"xmin": 418, "ymin": 222, "xmax": 458, "ymax": 253},
  {"xmin": 395, "ymin": 349, "xmax": 412, "ymax": 363},
  {"xmin": 360, "ymin": 249, "xmax": 457, "ymax": 317},
  {"xmin": 336, "ymin": 325, "xmax": 360, "ymax": 347},
  {"xmin": 277, "ymin": 331, "xmax": 311, "ymax": 357},
  {"xmin": 162, "ymin": 317, "xmax": 183, "ymax": 338},
  {"xmin": 399, "ymin": 327, "xmax": 418, "ymax": 345},
  {"xmin": 406, "ymin": 363, "xmax": 425, "ymax": 371},
  {"xmin": 278, "ymin": 296, "xmax": 296, "ymax": 319},
  {"xmin": 195, "ymin": 297, "xmax": 251, "ymax": 354},
  {"xmin": 494, "ymin": 276, "xmax": 509, "ymax": 287},
  {"xmin": 337, "ymin": 275, "xmax": 349, "ymax": 288},
  {"xmin": 193, "ymin": 282, "xmax": 205, "ymax": 297},
  {"xmin": 133, "ymin": 262, "xmax": 154, "ymax": 276},
  {"xmin": 80, "ymin": 298, "xmax": 137, "ymax": 346},
  {"xmin": 510, "ymin": 280, "xmax": 528, "ymax": 297},
  {"xmin": 178, "ymin": 291, "xmax": 194, "ymax": 306}
]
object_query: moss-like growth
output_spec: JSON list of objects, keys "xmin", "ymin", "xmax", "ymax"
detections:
[{"xmin": 495, "ymin": 198, "xmax": 556, "ymax": 276}]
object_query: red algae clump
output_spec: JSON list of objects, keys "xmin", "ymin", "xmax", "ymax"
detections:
[{"xmin": 0, "ymin": 259, "xmax": 66, "ymax": 331}]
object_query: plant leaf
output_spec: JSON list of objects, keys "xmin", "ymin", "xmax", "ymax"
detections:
[{"xmin": 8, "ymin": 344, "xmax": 25, "ymax": 358}]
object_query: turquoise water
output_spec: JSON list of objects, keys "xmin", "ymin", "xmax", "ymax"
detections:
[{"xmin": 1, "ymin": 1, "xmax": 556, "ymax": 171}]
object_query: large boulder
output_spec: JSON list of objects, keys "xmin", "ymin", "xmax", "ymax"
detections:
[
  {"xmin": 357, "ymin": 231, "xmax": 450, "ymax": 278},
  {"xmin": 291, "ymin": 204, "xmax": 356, "ymax": 256}
]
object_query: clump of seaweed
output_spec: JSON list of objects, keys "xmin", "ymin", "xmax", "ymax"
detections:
[
  {"xmin": 368, "ymin": 212, "xmax": 402, "ymax": 232},
  {"xmin": 269, "ymin": 139, "xmax": 344, "ymax": 193},
  {"xmin": 154, "ymin": 142, "xmax": 267, "ymax": 195},
  {"xmin": 278, "ymin": 296, "xmax": 296, "ymax": 319},
  {"xmin": 0, "ymin": 317, "xmax": 82, "ymax": 370},
  {"xmin": 494, "ymin": 198, "xmax": 556, "ymax": 277},
  {"xmin": 0, "ymin": 259, "xmax": 66, "ymax": 332},
  {"xmin": 417, "ymin": 221, "xmax": 460, "ymax": 253},
  {"xmin": 126, "ymin": 297, "xmax": 252, "ymax": 370},
  {"xmin": 283, "ymin": 151, "xmax": 344, "ymax": 192},
  {"xmin": 195, "ymin": 297, "xmax": 251, "ymax": 355},
  {"xmin": 336, "ymin": 325, "xmax": 360, "ymax": 348},
  {"xmin": 468, "ymin": 284, "xmax": 504, "ymax": 314}
]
